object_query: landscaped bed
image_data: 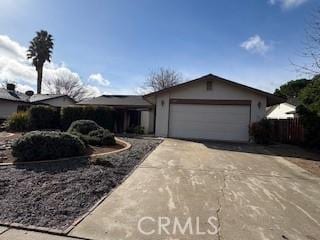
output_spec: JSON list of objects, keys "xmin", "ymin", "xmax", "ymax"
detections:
[
  {"xmin": 0, "ymin": 137, "xmax": 161, "ymax": 231},
  {"xmin": 0, "ymin": 132, "xmax": 123, "ymax": 164}
]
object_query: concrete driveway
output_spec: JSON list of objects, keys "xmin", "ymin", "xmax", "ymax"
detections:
[{"xmin": 70, "ymin": 139, "xmax": 320, "ymax": 240}]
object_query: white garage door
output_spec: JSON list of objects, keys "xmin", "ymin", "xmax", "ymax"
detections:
[{"xmin": 169, "ymin": 104, "xmax": 250, "ymax": 142}]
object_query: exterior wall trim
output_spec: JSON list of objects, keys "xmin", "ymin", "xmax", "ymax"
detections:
[{"xmin": 169, "ymin": 99, "xmax": 252, "ymax": 105}]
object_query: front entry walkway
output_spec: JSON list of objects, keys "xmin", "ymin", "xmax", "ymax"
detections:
[{"xmin": 69, "ymin": 139, "xmax": 320, "ymax": 240}]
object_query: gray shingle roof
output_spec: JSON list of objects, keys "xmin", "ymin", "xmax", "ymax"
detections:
[
  {"xmin": 78, "ymin": 95, "xmax": 151, "ymax": 107},
  {"xmin": 0, "ymin": 88, "xmax": 70, "ymax": 103},
  {"xmin": 29, "ymin": 94, "xmax": 65, "ymax": 102},
  {"xmin": 0, "ymin": 88, "xmax": 29, "ymax": 102}
]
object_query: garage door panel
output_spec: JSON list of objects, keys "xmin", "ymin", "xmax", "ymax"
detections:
[
  {"xmin": 172, "ymin": 115, "xmax": 250, "ymax": 124},
  {"xmin": 169, "ymin": 104, "xmax": 250, "ymax": 142}
]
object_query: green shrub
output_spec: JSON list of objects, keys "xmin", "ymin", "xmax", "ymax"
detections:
[
  {"xmin": 67, "ymin": 120, "xmax": 103, "ymax": 135},
  {"xmin": 17, "ymin": 104, "xmax": 31, "ymax": 112},
  {"xmin": 61, "ymin": 106, "xmax": 115, "ymax": 130},
  {"xmin": 12, "ymin": 131, "xmax": 86, "ymax": 162},
  {"xmin": 68, "ymin": 120, "xmax": 116, "ymax": 146},
  {"xmin": 250, "ymin": 119, "xmax": 272, "ymax": 144},
  {"xmin": 87, "ymin": 129, "xmax": 116, "ymax": 146},
  {"xmin": 126, "ymin": 125, "xmax": 145, "ymax": 134},
  {"xmin": 61, "ymin": 106, "xmax": 84, "ymax": 129},
  {"xmin": 297, "ymin": 105, "xmax": 320, "ymax": 148},
  {"xmin": 7, "ymin": 112, "xmax": 29, "ymax": 131},
  {"xmin": 29, "ymin": 105, "xmax": 60, "ymax": 130}
]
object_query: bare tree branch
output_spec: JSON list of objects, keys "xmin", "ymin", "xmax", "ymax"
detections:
[
  {"xmin": 44, "ymin": 75, "xmax": 91, "ymax": 102},
  {"xmin": 144, "ymin": 67, "xmax": 182, "ymax": 92},
  {"xmin": 294, "ymin": 8, "xmax": 320, "ymax": 75}
]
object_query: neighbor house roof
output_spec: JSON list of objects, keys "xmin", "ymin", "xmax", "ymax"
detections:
[
  {"xmin": 144, "ymin": 74, "xmax": 285, "ymax": 106},
  {"xmin": 266, "ymin": 102, "xmax": 296, "ymax": 116},
  {"xmin": 78, "ymin": 95, "xmax": 151, "ymax": 108},
  {"xmin": 0, "ymin": 88, "xmax": 30, "ymax": 102},
  {"xmin": 0, "ymin": 88, "xmax": 74, "ymax": 104},
  {"xmin": 29, "ymin": 94, "xmax": 72, "ymax": 103}
]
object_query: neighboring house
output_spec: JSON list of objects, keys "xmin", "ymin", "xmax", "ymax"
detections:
[
  {"xmin": 144, "ymin": 74, "xmax": 284, "ymax": 142},
  {"xmin": 78, "ymin": 95, "xmax": 154, "ymax": 134},
  {"xmin": 0, "ymin": 83, "xmax": 75, "ymax": 119},
  {"xmin": 266, "ymin": 102, "xmax": 297, "ymax": 119},
  {"xmin": 28, "ymin": 94, "xmax": 76, "ymax": 107}
]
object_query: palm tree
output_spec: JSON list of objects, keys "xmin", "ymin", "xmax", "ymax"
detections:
[{"xmin": 27, "ymin": 30, "xmax": 54, "ymax": 94}]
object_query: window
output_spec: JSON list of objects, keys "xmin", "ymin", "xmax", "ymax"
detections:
[{"xmin": 206, "ymin": 80, "xmax": 213, "ymax": 91}]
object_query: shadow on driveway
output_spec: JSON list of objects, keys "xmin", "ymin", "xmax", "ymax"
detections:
[{"xmin": 201, "ymin": 141, "xmax": 320, "ymax": 162}]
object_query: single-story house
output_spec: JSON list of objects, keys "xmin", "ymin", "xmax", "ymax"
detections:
[
  {"xmin": 144, "ymin": 74, "xmax": 284, "ymax": 142},
  {"xmin": 0, "ymin": 83, "xmax": 75, "ymax": 119},
  {"xmin": 266, "ymin": 102, "xmax": 297, "ymax": 119},
  {"xmin": 78, "ymin": 74, "xmax": 284, "ymax": 141},
  {"xmin": 78, "ymin": 95, "xmax": 154, "ymax": 134}
]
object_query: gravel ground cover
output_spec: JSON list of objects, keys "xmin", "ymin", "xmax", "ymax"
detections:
[
  {"xmin": 0, "ymin": 132, "xmax": 122, "ymax": 163},
  {"xmin": 0, "ymin": 137, "xmax": 161, "ymax": 230}
]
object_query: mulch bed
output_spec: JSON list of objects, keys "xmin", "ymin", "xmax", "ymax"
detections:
[{"xmin": 0, "ymin": 137, "xmax": 161, "ymax": 230}]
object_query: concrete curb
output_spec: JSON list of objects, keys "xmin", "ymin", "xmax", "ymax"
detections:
[{"xmin": 0, "ymin": 137, "xmax": 131, "ymax": 167}]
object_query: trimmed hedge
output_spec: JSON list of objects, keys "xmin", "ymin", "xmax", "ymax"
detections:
[
  {"xmin": 7, "ymin": 106, "xmax": 116, "ymax": 132},
  {"xmin": 61, "ymin": 106, "xmax": 115, "ymax": 130},
  {"xmin": 7, "ymin": 112, "xmax": 29, "ymax": 131},
  {"xmin": 12, "ymin": 131, "xmax": 86, "ymax": 162},
  {"xmin": 67, "ymin": 120, "xmax": 116, "ymax": 146},
  {"xmin": 29, "ymin": 105, "xmax": 60, "ymax": 130},
  {"xmin": 67, "ymin": 120, "xmax": 103, "ymax": 135},
  {"xmin": 87, "ymin": 129, "xmax": 116, "ymax": 146}
]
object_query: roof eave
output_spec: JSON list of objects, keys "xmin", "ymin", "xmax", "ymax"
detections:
[
  {"xmin": 266, "ymin": 95, "xmax": 286, "ymax": 107},
  {"xmin": 0, "ymin": 98, "xmax": 29, "ymax": 103},
  {"xmin": 143, "ymin": 74, "xmax": 286, "ymax": 106}
]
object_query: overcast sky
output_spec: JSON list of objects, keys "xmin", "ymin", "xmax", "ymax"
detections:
[{"xmin": 0, "ymin": 0, "xmax": 317, "ymax": 96}]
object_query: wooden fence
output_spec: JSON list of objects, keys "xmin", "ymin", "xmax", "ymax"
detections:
[{"xmin": 269, "ymin": 118, "xmax": 304, "ymax": 144}]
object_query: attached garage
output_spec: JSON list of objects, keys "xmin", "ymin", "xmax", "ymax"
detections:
[
  {"xmin": 144, "ymin": 74, "xmax": 284, "ymax": 142},
  {"xmin": 169, "ymin": 100, "xmax": 251, "ymax": 142}
]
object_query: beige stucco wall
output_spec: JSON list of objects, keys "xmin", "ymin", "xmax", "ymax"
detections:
[
  {"xmin": 141, "ymin": 109, "xmax": 155, "ymax": 134},
  {"xmin": 154, "ymin": 80, "xmax": 267, "ymax": 137},
  {"xmin": 40, "ymin": 96, "xmax": 75, "ymax": 107},
  {"xmin": 155, "ymin": 93, "xmax": 171, "ymax": 136},
  {"xmin": 0, "ymin": 100, "xmax": 19, "ymax": 119}
]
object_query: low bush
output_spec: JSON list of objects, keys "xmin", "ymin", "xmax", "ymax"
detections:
[
  {"xmin": 67, "ymin": 120, "xmax": 103, "ymax": 135},
  {"xmin": 87, "ymin": 129, "xmax": 116, "ymax": 146},
  {"xmin": 61, "ymin": 106, "xmax": 115, "ymax": 130},
  {"xmin": 7, "ymin": 112, "xmax": 29, "ymax": 131},
  {"xmin": 12, "ymin": 131, "xmax": 86, "ymax": 162},
  {"xmin": 126, "ymin": 125, "xmax": 145, "ymax": 134},
  {"xmin": 17, "ymin": 104, "xmax": 31, "ymax": 112},
  {"xmin": 250, "ymin": 119, "xmax": 272, "ymax": 144},
  {"xmin": 68, "ymin": 120, "xmax": 116, "ymax": 146},
  {"xmin": 29, "ymin": 105, "xmax": 60, "ymax": 130}
]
